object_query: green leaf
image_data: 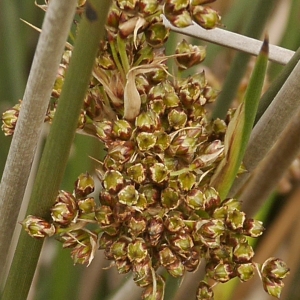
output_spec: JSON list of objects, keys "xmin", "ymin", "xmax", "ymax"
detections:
[{"xmin": 210, "ymin": 38, "xmax": 269, "ymax": 200}]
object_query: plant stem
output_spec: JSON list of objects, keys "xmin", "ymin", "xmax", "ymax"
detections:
[
  {"xmin": 229, "ymin": 59, "xmax": 300, "ymax": 198},
  {"xmin": 1, "ymin": 1, "xmax": 112, "ymax": 299},
  {"xmin": 0, "ymin": 0, "xmax": 78, "ymax": 284}
]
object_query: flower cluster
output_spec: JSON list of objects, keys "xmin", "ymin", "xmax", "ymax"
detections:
[{"xmin": 7, "ymin": 0, "xmax": 290, "ymax": 299}]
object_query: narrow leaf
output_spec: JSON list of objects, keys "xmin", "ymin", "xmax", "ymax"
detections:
[{"xmin": 210, "ymin": 38, "xmax": 269, "ymax": 200}]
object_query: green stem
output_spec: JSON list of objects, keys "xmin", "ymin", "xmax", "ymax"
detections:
[
  {"xmin": 109, "ymin": 39, "xmax": 126, "ymax": 80},
  {"xmin": 1, "ymin": 1, "xmax": 112, "ymax": 299},
  {"xmin": 117, "ymin": 33, "xmax": 131, "ymax": 74}
]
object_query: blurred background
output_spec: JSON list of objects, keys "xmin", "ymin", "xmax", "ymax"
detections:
[{"xmin": 1, "ymin": 0, "xmax": 300, "ymax": 299}]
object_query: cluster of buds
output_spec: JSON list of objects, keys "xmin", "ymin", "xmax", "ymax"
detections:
[
  {"xmin": 21, "ymin": 173, "xmax": 98, "ymax": 266},
  {"xmin": 260, "ymin": 257, "xmax": 289, "ymax": 298},
  {"xmin": 11, "ymin": 0, "xmax": 290, "ymax": 299}
]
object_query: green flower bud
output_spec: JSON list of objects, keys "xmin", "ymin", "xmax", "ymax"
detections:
[
  {"xmin": 165, "ymin": 9, "xmax": 193, "ymax": 28},
  {"xmin": 166, "ymin": 258, "xmax": 185, "ymax": 277},
  {"xmin": 171, "ymin": 232, "xmax": 194, "ymax": 253},
  {"xmin": 128, "ymin": 239, "xmax": 148, "ymax": 263},
  {"xmin": 149, "ymin": 99, "xmax": 166, "ymax": 115},
  {"xmin": 145, "ymin": 22, "xmax": 170, "ymax": 48},
  {"xmin": 262, "ymin": 277, "xmax": 284, "ymax": 299},
  {"xmin": 236, "ymin": 263, "xmax": 255, "ymax": 282},
  {"xmin": 196, "ymin": 281, "xmax": 214, "ymax": 300},
  {"xmin": 261, "ymin": 257, "xmax": 290, "ymax": 280},
  {"xmin": 191, "ymin": 5, "xmax": 221, "ymax": 29},
  {"xmin": 141, "ymin": 274, "xmax": 165, "ymax": 300},
  {"xmin": 118, "ymin": 185, "xmax": 139, "ymax": 206},
  {"xmin": 203, "ymin": 186, "xmax": 221, "ymax": 212},
  {"xmin": 21, "ymin": 215, "xmax": 55, "ymax": 238},
  {"xmin": 135, "ymin": 110, "xmax": 160, "ymax": 132},
  {"xmin": 148, "ymin": 216, "xmax": 164, "ymax": 246},
  {"xmin": 127, "ymin": 163, "xmax": 146, "ymax": 184},
  {"xmin": 74, "ymin": 172, "xmax": 94, "ymax": 198},
  {"xmin": 94, "ymin": 120, "xmax": 113, "ymax": 143},
  {"xmin": 95, "ymin": 205, "xmax": 113, "ymax": 225},
  {"xmin": 175, "ymin": 39, "xmax": 206, "ymax": 70},
  {"xmin": 161, "ymin": 187, "xmax": 180, "ymax": 209},
  {"xmin": 159, "ymin": 246, "xmax": 177, "ymax": 267},
  {"xmin": 51, "ymin": 190, "xmax": 78, "ymax": 226},
  {"xmin": 138, "ymin": 0, "xmax": 161, "ymax": 16},
  {"xmin": 165, "ymin": 215, "xmax": 185, "ymax": 233},
  {"xmin": 78, "ymin": 197, "xmax": 96, "ymax": 219},
  {"xmin": 136, "ymin": 132, "xmax": 157, "ymax": 151},
  {"xmin": 111, "ymin": 238, "xmax": 128, "ymax": 261},
  {"xmin": 128, "ymin": 216, "xmax": 147, "ymax": 237},
  {"xmin": 226, "ymin": 209, "xmax": 246, "ymax": 231},
  {"xmin": 112, "ymin": 119, "xmax": 133, "ymax": 140},
  {"xmin": 149, "ymin": 163, "xmax": 169, "ymax": 183},
  {"xmin": 108, "ymin": 141, "xmax": 135, "ymax": 163},
  {"xmin": 207, "ymin": 262, "xmax": 235, "ymax": 283},
  {"xmin": 168, "ymin": 109, "xmax": 188, "ymax": 129},
  {"xmin": 70, "ymin": 233, "xmax": 97, "ymax": 265},
  {"xmin": 103, "ymin": 170, "xmax": 125, "ymax": 194},
  {"xmin": 178, "ymin": 172, "xmax": 196, "ymax": 191},
  {"xmin": 1, "ymin": 102, "xmax": 21, "ymax": 136},
  {"xmin": 154, "ymin": 131, "xmax": 170, "ymax": 152},
  {"xmin": 233, "ymin": 242, "xmax": 254, "ymax": 263},
  {"xmin": 243, "ymin": 218, "xmax": 265, "ymax": 238},
  {"xmin": 133, "ymin": 258, "xmax": 153, "ymax": 287},
  {"xmin": 186, "ymin": 189, "xmax": 205, "ymax": 210}
]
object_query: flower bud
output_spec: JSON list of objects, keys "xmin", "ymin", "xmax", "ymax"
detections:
[
  {"xmin": 70, "ymin": 233, "xmax": 97, "ymax": 265},
  {"xmin": 261, "ymin": 257, "xmax": 290, "ymax": 280},
  {"xmin": 148, "ymin": 216, "xmax": 164, "ymax": 246},
  {"xmin": 149, "ymin": 163, "xmax": 169, "ymax": 183},
  {"xmin": 243, "ymin": 218, "xmax": 265, "ymax": 238},
  {"xmin": 128, "ymin": 216, "xmax": 147, "ymax": 237},
  {"xmin": 159, "ymin": 246, "xmax": 177, "ymax": 267},
  {"xmin": 168, "ymin": 109, "xmax": 187, "ymax": 129},
  {"xmin": 78, "ymin": 197, "xmax": 96, "ymax": 218},
  {"xmin": 136, "ymin": 132, "xmax": 157, "ymax": 151},
  {"xmin": 166, "ymin": 258, "xmax": 185, "ymax": 277},
  {"xmin": 112, "ymin": 119, "xmax": 133, "ymax": 140},
  {"xmin": 1, "ymin": 102, "xmax": 21, "ymax": 136},
  {"xmin": 191, "ymin": 6, "xmax": 221, "ymax": 29},
  {"xmin": 95, "ymin": 205, "xmax": 113, "ymax": 225},
  {"xmin": 141, "ymin": 274, "xmax": 165, "ymax": 300},
  {"xmin": 178, "ymin": 172, "xmax": 196, "ymax": 191},
  {"xmin": 186, "ymin": 189, "xmax": 205, "ymax": 210},
  {"xmin": 94, "ymin": 120, "xmax": 113, "ymax": 144},
  {"xmin": 175, "ymin": 40, "xmax": 206, "ymax": 70},
  {"xmin": 133, "ymin": 258, "xmax": 153, "ymax": 287},
  {"xmin": 262, "ymin": 277, "xmax": 284, "ymax": 299},
  {"xmin": 145, "ymin": 23, "xmax": 170, "ymax": 48},
  {"xmin": 118, "ymin": 185, "xmax": 139, "ymax": 206},
  {"xmin": 108, "ymin": 141, "xmax": 135, "ymax": 163},
  {"xmin": 226, "ymin": 209, "xmax": 246, "ymax": 231},
  {"xmin": 196, "ymin": 281, "xmax": 214, "ymax": 300},
  {"xmin": 236, "ymin": 263, "xmax": 255, "ymax": 282},
  {"xmin": 21, "ymin": 215, "xmax": 55, "ymax": 238},
  {"xmin": 128, "ymin": 239, "xmax": 148, "ymax": 263},
  {"xmin": 233, "ymin": 242, "xmax": 254, "ymax": 263},
  {"xmin": 161, "ymin": 187, "xmax": 180, "ymax": 209},
  {"xmin": 51, "ymin": 190, "xmax": 78, "ymax": 226},
  {"xmin": 74, "ymin": 172, "xmax": 94, "ymax": 198},
  {"xmin": 103, "ymin": 170, "xmax": 125, "ymax": 194},
  {"xmin": 127, "ymin": 163, "xmax": 146, "ymax": 184}
]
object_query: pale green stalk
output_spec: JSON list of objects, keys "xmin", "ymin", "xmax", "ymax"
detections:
[
  {"xmin": 1, "ymin": 1, "xmax": 112, "ymax": 299},
  {"xmin": 0, "ymin": 0, "xmax": 78, "ymax": 283}
]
